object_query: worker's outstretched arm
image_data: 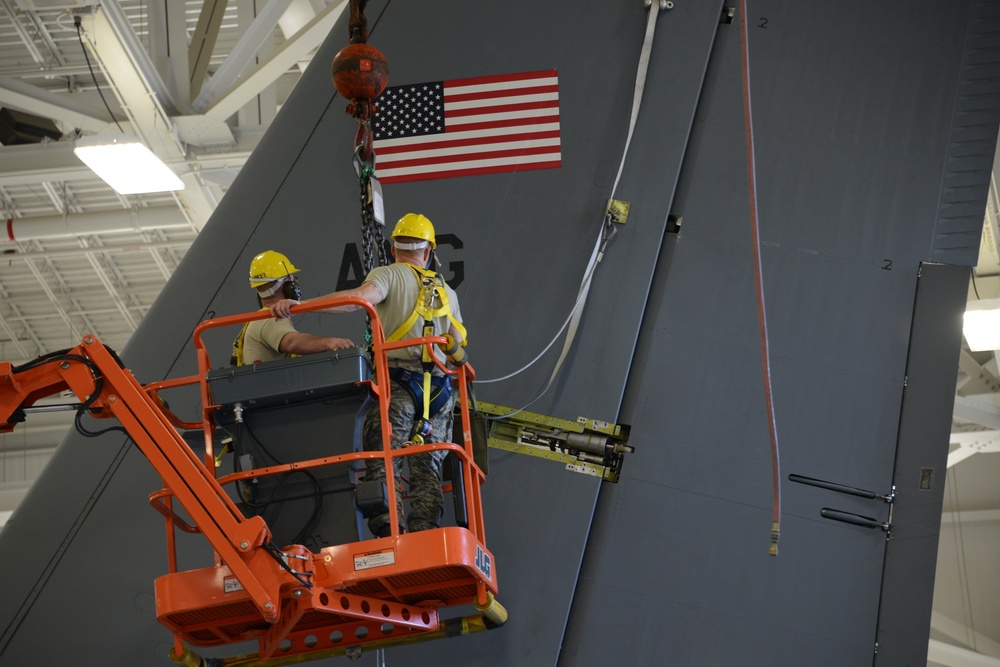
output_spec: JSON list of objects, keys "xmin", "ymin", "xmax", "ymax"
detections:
[
  {"xmin": 279, "ymin": 332, "xmax": 355, "ymax": 354},
  {"xmin": 270, "ymin": 282, "xmax": 384, "ymax": 319}
]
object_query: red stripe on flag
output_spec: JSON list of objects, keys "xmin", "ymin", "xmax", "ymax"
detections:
[
  {"xmin": 444, "ymin": 69, "xmax": 557, "ymax": 89},
  {"xmin": 380, "ymin": 160, "xmax": 562, "ymax": 185},
  {"xmin": 446, "ymin": 84, "xmax": 559, "ymax": 103},
  {"xmin": 440, "ymin": 115, "xmax": 558, "ymax": 134},
  {"xmin": 444, "ymin": 99, "xmax": 560, "ymax": 119},
  {"xmin": 379, "ymin": 145, "xmax": 561, "ymax": 171},
  {"xmin": 376, "ymin": 129, "xmax": 561, "ymax": 156}
]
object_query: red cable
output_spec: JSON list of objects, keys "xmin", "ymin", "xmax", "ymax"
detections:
[{"xmin": 739, "ymin": 0, "xmax": 781, "ymax": 556}]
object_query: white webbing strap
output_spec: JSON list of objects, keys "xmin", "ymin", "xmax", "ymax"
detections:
[
  {"xmin": 543, "ymin": 3, "xmax": 664, "ymax": 393},
  {"xmin": 476, "ymin": 4, "xmax": 665, "ymax": 396}
]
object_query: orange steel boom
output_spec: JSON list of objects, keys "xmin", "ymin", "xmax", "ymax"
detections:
[{"xmin": 0, "ymin": 296, "xmax": 502, "ymax": 665}]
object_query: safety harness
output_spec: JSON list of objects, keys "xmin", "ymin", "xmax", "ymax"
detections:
[
  {"xmin": 385, "ymin": 264, "xmax": 467, "ymax": 443},
  {"xmin": 230, "ymin": 322, "xmax": 250, "ymax": 366},
  {"xmin": 230, "ymin": 310, "xmax": 297, "ymax": 366}
]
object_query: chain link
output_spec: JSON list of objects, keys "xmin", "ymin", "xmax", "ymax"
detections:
[
  {"xmin": 359, "ymin": 170, "xmax": 387, "ymax": 273},
  {"xmin": 358, "ymin": 165, "xmax": 388, "ymax": 345}
]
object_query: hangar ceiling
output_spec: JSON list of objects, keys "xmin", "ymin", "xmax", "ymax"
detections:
[{"xmin": 0, "ymin": 2, "xmax": 996, "ymax": 666}]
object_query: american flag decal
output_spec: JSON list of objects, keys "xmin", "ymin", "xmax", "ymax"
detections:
[{"xmin": 372, "ymin": 70, "xmax": 561, "ymax": 184}]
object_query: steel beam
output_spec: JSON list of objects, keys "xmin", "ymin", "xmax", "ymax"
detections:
[
  {"xmin": 145, "ymin": 0, "xmax": 192, "ymax": 108},
  {"xmin": 193, "ymin": 0, "xmax": 292, "ymax": 112},
  {"xmin": 2, "ymin": 1, "xmax": 45, "ymax": 65},
  {"xmin": 188, "ymin": 0, "xmax": 229, "ymax": 100},
  {"xmin": 20, "ymin": 256, "xmax": 82, "ymax": 342},
  {"xmin": 81, "ymin": 2, "xmax": 224, "ymax": 229},
  {"xmin": 202, "ymin": 0, "xmax": 346, "ymax": 121},
  {"xmin": 957, "ymin": 348, "xmax": 1000, "ymax": 396},
  {"xmin": 948, "ymin": 428, "xmax": 1000, "ymax": 467},
  {"xmin": 929, "ymin": 641, "xmax": 1000, "ymax": 667},
  {"xmin": 0, "ymin": 77, "xmax": 114, "ymax": 133},
  {"xmin": 78, "ymin": 239, "xmax": 138, "ymax": 330}
]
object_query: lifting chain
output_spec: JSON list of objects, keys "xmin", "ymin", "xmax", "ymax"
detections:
[
  {"xmin": 354, "ymin": 144, "xmax": 388, "ymax": 346},
  {"xmin": 354, "ymin": 148, "xmax": 388, "ymax": 275}
]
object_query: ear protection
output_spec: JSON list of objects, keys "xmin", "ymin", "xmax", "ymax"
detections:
[
  {"xmin": 282, "ymin": 277, "xmax": 302, "ymax": 301},
  {"xmin": 258, "ymin": 275, "xmax": 301, "ymax": 300}
]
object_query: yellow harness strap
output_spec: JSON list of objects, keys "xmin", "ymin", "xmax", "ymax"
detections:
[
  {"xmin": 231, "ymin": 309, "xmax": 295, "ymax": 366},
  {"xmin": 231, "ymin": 322, "xmax": 251, "ymax": 366},
  {"xmin": 385, "ymin": 264, "xmax": 467, "ymax": 346},
  {"xmin": 385, "ymin": 264, "xmax": 468, "ymax": 441}
]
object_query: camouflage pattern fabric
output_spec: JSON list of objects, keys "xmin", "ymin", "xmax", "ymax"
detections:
[{"xmin": 362, "ymin": 378, "xmax": 455, "ymax": 535}]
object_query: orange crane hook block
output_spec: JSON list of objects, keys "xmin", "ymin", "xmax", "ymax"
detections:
[
  {"xmin": 332, "ymin": 0, "xmax": 388, "ymax": 164},
  {"xmin": 0, "ymin": 296, "xmax": 504, "ymax": 665}
]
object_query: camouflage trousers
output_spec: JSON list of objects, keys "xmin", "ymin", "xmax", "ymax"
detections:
[{"xmin": 362, "ymin": 378, "xmax": 455, "ymax": 535}]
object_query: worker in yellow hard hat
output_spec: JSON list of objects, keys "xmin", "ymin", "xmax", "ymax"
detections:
[
  {"xmin": 269, "ymin": 214, "xmax": 467, "ymax": 536},
  {"xmin": 231, "ymin": 250, "xmax": 354, "ymax": 366}
]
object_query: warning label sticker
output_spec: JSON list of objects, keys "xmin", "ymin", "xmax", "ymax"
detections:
[
  {"xmin": 354, "ymin": 549, "xmax": 396, "ymax": 571},
  {"xmin": 224, "ymin": 576, "xmax": 244, "ymax": 593}
]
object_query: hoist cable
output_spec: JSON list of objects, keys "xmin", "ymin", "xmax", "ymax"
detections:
[
  {"xmin": 475, "ymin": 4, "xmax": 663, "ymax": 393},
  {"xmin": 739, "ymin": 0, "xmax": 781, "ymax": 556}
]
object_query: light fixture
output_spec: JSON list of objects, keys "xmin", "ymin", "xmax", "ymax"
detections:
[
  {"xmin": 73, "ymin": 133, "xmax": 184, "ymax": 195},
  {"xmin": 963, "ymin": 298, "xmax": 1000, "ymax": 351}
]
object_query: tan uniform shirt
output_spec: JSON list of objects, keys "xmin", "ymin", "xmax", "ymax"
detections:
[
  {"xmin": 241, "ymin": 313, "xmax": 297, "ymax": 364},
  {"xmin": 364, "ymin": 262, "xmax": 462, "ymax": 371}
]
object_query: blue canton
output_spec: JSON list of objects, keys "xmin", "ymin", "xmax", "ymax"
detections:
[{"xmin": 373, "ymin": 82, "xmax": 446, "ymax": 141}]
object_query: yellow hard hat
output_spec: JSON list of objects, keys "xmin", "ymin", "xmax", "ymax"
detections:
[
  {"xmin": 391, "ymin": 213, "xmax": 436, "ymax": 249},
  {"xmin": 249, "ymin": 250, "xmax": 300, "ymax": 288}
]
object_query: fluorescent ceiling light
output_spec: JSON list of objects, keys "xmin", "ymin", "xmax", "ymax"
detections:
[
  {"xmin": 73, "ymin": 133, "xmax": 184, "ymax": 195},
  {"xmin": 963, "ymin": 298, "xmax": 1000, "ymax": 351}
]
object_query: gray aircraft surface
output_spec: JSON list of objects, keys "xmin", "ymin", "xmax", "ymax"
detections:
[{"xmin": 1, "ymin": 1, "xmax": 998, "ymax": 666}]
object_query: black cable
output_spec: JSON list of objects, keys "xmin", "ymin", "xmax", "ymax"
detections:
[
  {"xmin": 12, "ymin": 351, "xmax": 128, "ymax": 438},
  {"xmin": 261, "ymin": 541, "xmax": 312, "ymax": 588},
  {"xmin": 74, "ymin": 17, "xmax": 124, "ymax": 133},
  {"xmin": 70, "ymin": 359, "xmax": 127, "ymax": 438},
  {"xmin": 242, "ymin": 418, "xmax": 283, "ymax": 466},
  {"xmin": 242, "ymin": 419, "xmax": 325, "ymax": 542},
  {"xmin": 291, "ymin": 472, "xmax": 323, "ymax": 545},
  {"xmin": 11, "ymin": 347, "xmax": 76, "ymax": 373},
  {"xmin": 74, "ymin": 375, "xmax": 127, "ymax": 438}
]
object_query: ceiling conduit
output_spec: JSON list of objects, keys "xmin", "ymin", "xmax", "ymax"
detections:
[{"xmin": 2, "ymin": 208, "xmax": 193, "ymax": 243}]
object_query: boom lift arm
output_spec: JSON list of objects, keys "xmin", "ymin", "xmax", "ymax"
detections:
[{"xmin": 0, "ymin": 338, "xmax": 283, "ymax": 618}]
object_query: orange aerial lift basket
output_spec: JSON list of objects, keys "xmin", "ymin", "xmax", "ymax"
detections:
[{"xmin": 0, "ymin": 296, "xmax": 502, "ymax": 666}]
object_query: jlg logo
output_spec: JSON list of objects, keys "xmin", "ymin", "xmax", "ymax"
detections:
[{"xmin": 475, "ymin": 546, "xmax": 491, "ymax": 580}]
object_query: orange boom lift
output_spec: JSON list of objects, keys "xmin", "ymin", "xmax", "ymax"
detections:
[{"xmin": 0, "ymin": 296, "xmax": 503, "ymax": 666}]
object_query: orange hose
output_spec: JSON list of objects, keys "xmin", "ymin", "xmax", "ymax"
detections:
[{"xmin": 739, "ymin": 0, "xmax": 781, "ymax": 556}]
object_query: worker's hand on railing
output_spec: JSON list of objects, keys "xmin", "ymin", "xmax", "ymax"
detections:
[{"xmin": 270, "ymin": 299, "xmax": 299, "ymax": 320}]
